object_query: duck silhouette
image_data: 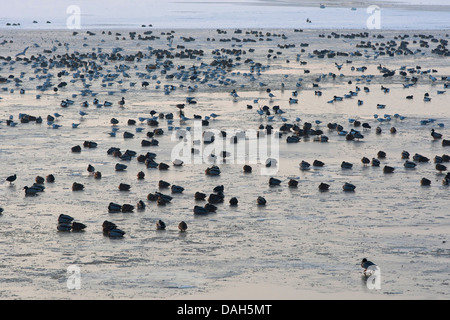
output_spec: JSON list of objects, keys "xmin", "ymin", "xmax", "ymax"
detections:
[
  {"xmin": 361, "ymin": 258, "xmax": 377, "ymax": 276},
  {"xmin": 178, "ymin": 221, "xmax": 188, "ymax": 232},
  {"xmin": 6, "ymin": 174, "xmax": 17, "ymax": 184},
  {"xmin": 431, "ymin": 129, "xmax": 442, "ymax": 139}
]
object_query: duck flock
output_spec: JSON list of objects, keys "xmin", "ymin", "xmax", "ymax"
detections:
[{"xmin": 0, "ymin": 28, "xmax": 449, "ymax": 285}]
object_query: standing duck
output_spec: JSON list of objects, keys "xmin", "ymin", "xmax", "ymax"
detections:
[
  {"xmin": 361, "ymin": 157, "xmax": 370, "ymax": 166},
  {"xmin": 431, "ymin": 129, "xmax": 442, "ymax": 139},
  {"xmin": 436, "ymin": 163, "xmax": 447, "ymax": 173},
  {"xmin": 361, "ymin": 258, "xmax": 377, "ymax": 276},
  {"xmin": 156, "ymin": 220, "xmax": 166, "ymax": 230},
  {"xmin": 6, "ymin": 174, "xmax": 17, "ymax": 184},
  {"xmin": 178, "ymin": 221, "xmax": 188, "ymax": 232},
  {"xmin": 300, "ymin": 160, "xmax": 311, "ymax": 170}
]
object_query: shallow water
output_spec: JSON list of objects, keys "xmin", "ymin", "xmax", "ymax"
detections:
[{"xmin": 0, "ymin": 28, "xmax": 449, "ymax": 299}]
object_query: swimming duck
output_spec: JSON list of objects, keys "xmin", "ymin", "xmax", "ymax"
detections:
[
  {"xmin": 35, "ymin": 176, "xmax": 45, "ymax": 184},
  {"xmin": 171, "ymin": 185, "xmax": 184, "ymax": 193},
  {"xmin": 205, "ymin": 166, "xmax": 220, "ymax": 176},
  {"xmin": 94, "ymin": 171, "xmax": 102, "ymax": 179},
  {"xmin": 265, "ymin": 158, "xmax": 278, "ymax": 168},
  {"xmin": 102, "ymin": 220, "xmax": 123, "ymax": 236},
  {"xmin": 372, "ymin": 158, "xmax": 380, "ymax": 167},
  {"xmin": 72, "ymin": 221, "xmax": 87, "ymax": 232},
  {"xmin": 269, "ymin": 177, "xmax": 282, "ymax": 186},
  {"xmin": 173, "ymin": 159, "xmax": 184, "ymax": 166},
  {"xmin": 159, "ymin": 180, "xmax": 170, "ymax": 188},
  {"xmin": 87, "ymin": 164, "xmax": 95, "ymax": 174},
  {"xmin": 46, "ymin": 174, "xmax": 55, "ymax": 183},
  {"xmin": 57, "ymin": 223, "xmax": 72, "ymax": 232},
  {"xmin": 145, "ymin": 158, "xmax": 158, "ymax": 168},
  {"xmin": 156, "ymin": 196, "xmax": 168, "ymax": 206},
  {"xmin": 413, "ymin": 153, "xmax": 429, "ymax": 162},
  {"xmin": 377, "ymin": 151, "xmax": 386, "ymax": 159},
  {"xmin": 383, "ymin": 165, "xmax": 395, "ymax": 173},
  {"xmin": 123, "ymin": 131, "xmax": 134, "ymax": 139},
  {"xmin": 401, "ymin": 151, "xmax": 410, "ymax": 159},
  {"xmin": 158, "ymin": 163, "xmax": 170, "ymax": 170},
  {"xmin": 23, "ymin": 186, "xmax": 40, "ymax": 196},
  {"xmin": 208, "ymin": 193, "xmax": 224, "ymax": 204},
  {"xmin": 121, "ymin": 204, "xmax": 134, "ymax": 213},
  {"xmin": 58, "ymin": 214, "xmax": 74, "ymax": 225},
  {"xmin": 404, "ymin": 160, "xmax": 417, "ymax": 168},
  {"xmin": 108, "ymin": 202, "xmax": 122, "ymax": 212},
  {"xmin": 133, "ymin": 199, "xmax": 144, "ymax": 210},
  {"xmin": 319, "ymin": 182, "xmax": 330, "ymax": 191},
  {"xmin": 115, "ymin": 163, "xmax": 127, "ymax": 171},
  {"xmin": 243, "ymin": 165, "xmax": 252, "ymax": 173},
  {"xmin": 193, "ymin": 205, "xmax": 209, "ymax": 214},
  {"xmin": 343, "ymin": 182, "xmax": 356, "ymax": 191},
  {"xmin": 72, "ymin": 145, "xmax": 82, "ymax": 153},
  {"xmin": 107, "ymin": 227, "xmax": 126, "ymax": 238},
  {"xmin": 30, "ymin": 183, "xmax": 45, "ymax": 192},
  {"xmin": 300, "ymin": 160, "xmax": 311, "ymax": 170},
  {"xmin": 313, "ymin": 160, "xmax": 325, "ymax": 167},
  {"xmin": 341, "ymin": 161, "xmax": 353, "ymax": 169},
  {"xmin": 421, "ymin": 178, "xmax": 431, "ymax": 186},
  {"xmin": 286, "ymin": 135, "xmax": 300, "ymax": 143},
  {"xmin": 57, "ymin": 214, "xmax": 85, "ymax": 232},
  {"xmin": 288, "ymin": 179, "xmax": 299, "ymax": 187},
  {"xmin": 431, "ymin": 129, "xmax": 442, "ymax": 139},
  {"xmin": 257, "ymin": 196, "xmax": 267, "ymax": 205},
  {"xmin": 229, "ymin": 197, "xmax": 238, "ymax": 206},
  {"xmin": 119, "ymin": 183, "xmax": 131, "ymax": 191},
  {"xmin": 205, "ymin": 203, "xmax": 217, "ymax": 213},
  {"xmin": 435, "ymin": 155, "xmax": 444, "ymax": 163},
  {"xmin": 72, "ymin": 182, "xmax": 84, "ymax": 191},
  {"xmin": 195, "ymin": 192, "xmax": 207, "ymax": 201}
]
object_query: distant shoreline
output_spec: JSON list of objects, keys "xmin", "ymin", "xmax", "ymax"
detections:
[{"xmin": 1, "ymin": 1, "xmax": 449, "ymax": 31}]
